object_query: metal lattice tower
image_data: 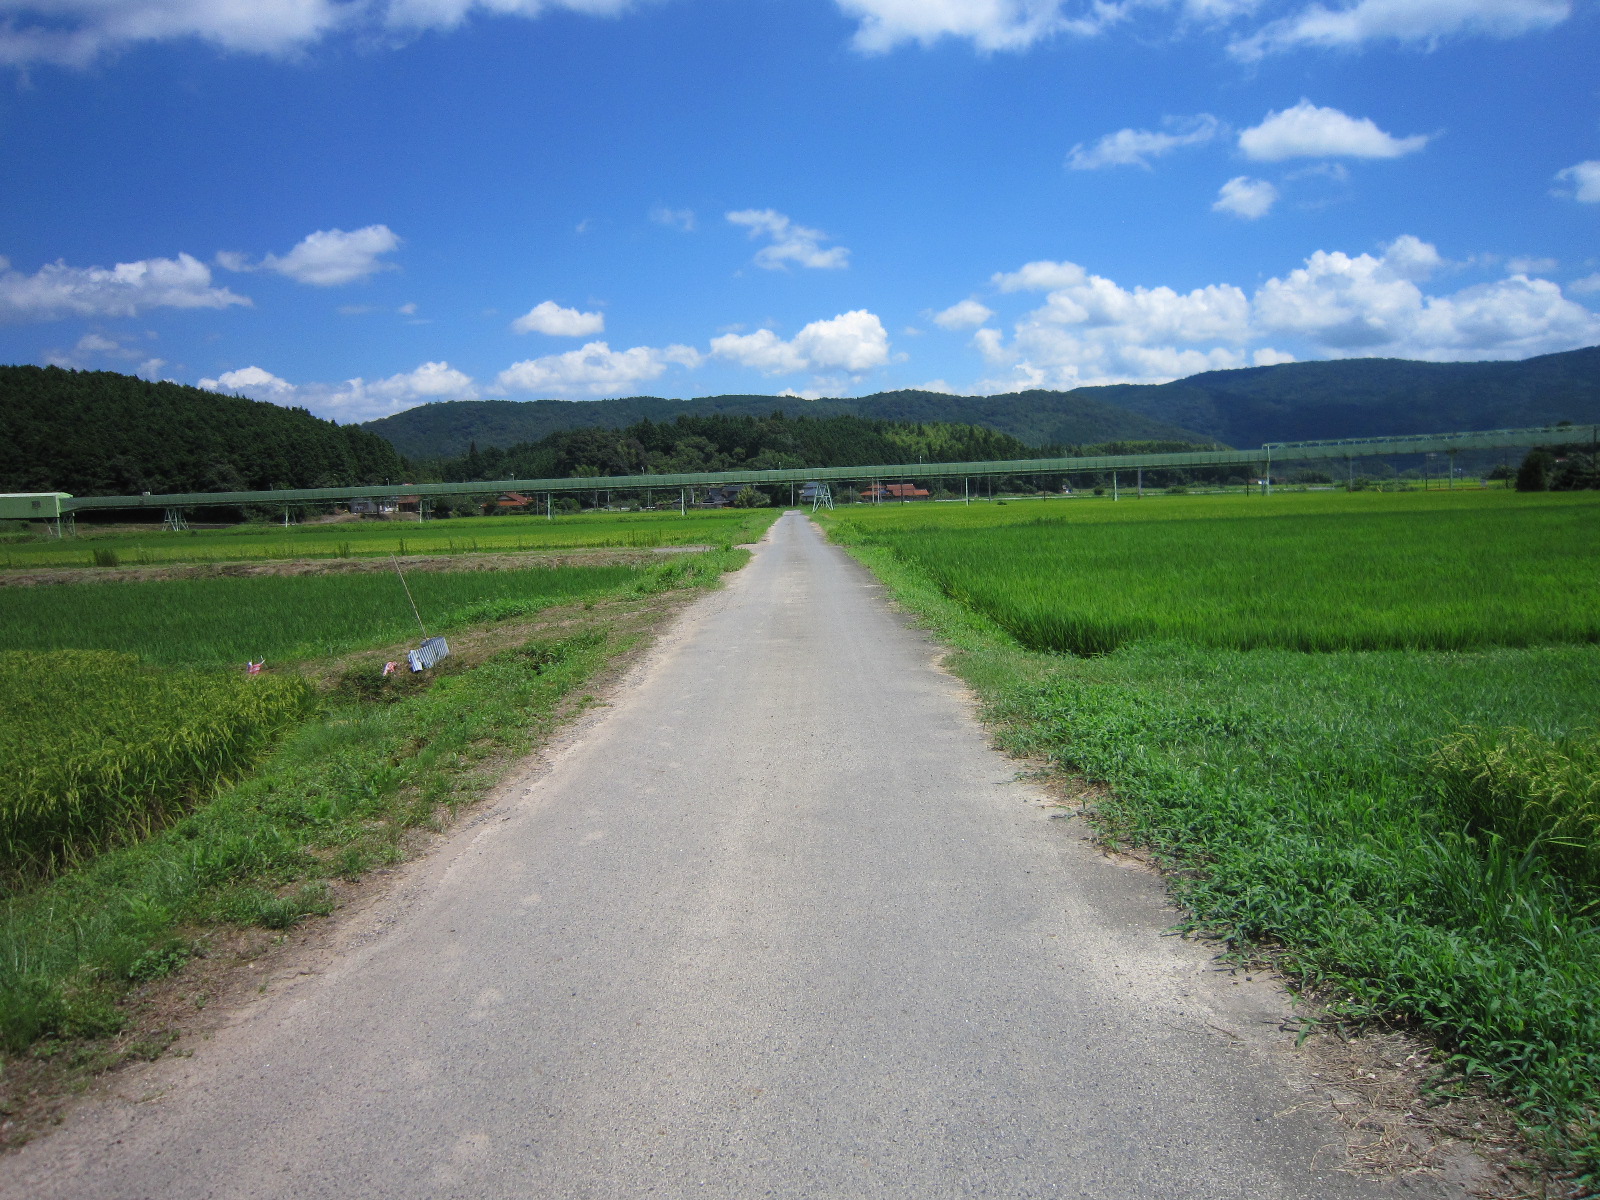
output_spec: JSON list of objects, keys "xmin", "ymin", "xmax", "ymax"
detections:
[{"xmin": 810, "ymin": 483, "xmax": 834, "ymax": 512}]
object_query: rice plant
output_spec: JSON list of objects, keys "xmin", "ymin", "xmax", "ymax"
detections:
[
  {"xmin": 0, "ymin": 650, "xmax": 317, "ymax": 879},
  {"xmin": 3, "ymin": 508, "xmax": 780, "ymax": 571},
  {"xmin": 0, "ymin": 564, "xmax": 644, "ymax": 667},
  {"xmin": 835, "ymin": 491, "xmax": 1600, "ymax": 655}
]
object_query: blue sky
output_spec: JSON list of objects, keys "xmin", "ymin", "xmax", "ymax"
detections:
[{"xmin": 0, "ymin": 0, "xmax": 1596, "ymax": 423}]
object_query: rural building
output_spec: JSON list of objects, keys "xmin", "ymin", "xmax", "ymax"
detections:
[
  {"xmin": 698, "ymin": 485, "xmax": 748, "ymax": 508},
  {"xmin": 495, "ymin": 491, "xmax": 533, "ymax": 510},
  {"xmin": 861, "ymin": 483, "xmax": 929, "ymax": 501}
]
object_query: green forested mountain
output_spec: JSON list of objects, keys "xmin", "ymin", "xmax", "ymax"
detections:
[
  {"xmin": 0, "ymin": 366, "xmax": 406, "ymax": 496},
  {"xmin": 1090, "ymin": 345, "xmax": 1600, "ymax": 447},
  {"xmin": 364, "ymin": 346, "xmax": 1600, "ymax": 458},
  {"xmin": 431, "ymin": 412, "xmax": 1161, "ymax": 481},
  {"xmin": 365, "ymin": 390, "xmax": 1207, "ymax": 459}
]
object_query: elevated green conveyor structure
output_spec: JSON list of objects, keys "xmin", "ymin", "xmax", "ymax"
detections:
[{"xmin": 55, "ymin": 423, "xmax": 1588, "ymax": 518}]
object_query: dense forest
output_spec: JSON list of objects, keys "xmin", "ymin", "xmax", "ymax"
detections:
[
  {"xmin": 364, "ymin": 345, "xmax": 1600, "ymax": 458},
  {"xmin": 367, "ymin": 390, "xmax": 1207, "ymax": 460},
  {"xmin": 0, "ymin": 366, "xmax": 406, "ymax": 496},
  {"xmin": 1094, "ymin": 345, "xmax": 1600, "ymax": 447},
  {"xmin": 425, "ymin": 412, "xmax": 1178, "ymax": 482}
]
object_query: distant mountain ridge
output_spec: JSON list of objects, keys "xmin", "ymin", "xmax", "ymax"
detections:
[
  {"xmin": 363, "ymin": 346, "xmax": 1600, "ymax": 460},
  {"xmin": 362, "ymin": 391, "xmax": 1209, "ymax": 460}
]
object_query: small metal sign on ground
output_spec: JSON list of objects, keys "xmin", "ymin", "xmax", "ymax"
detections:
[{"xmin": 407, "ymin": 636, "xmax": 450, "ymax": 673}]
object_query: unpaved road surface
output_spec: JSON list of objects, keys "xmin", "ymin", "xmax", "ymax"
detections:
[{"xmin": 2, "ymin": 512, "xmax": 1461, "ymax": 1199}]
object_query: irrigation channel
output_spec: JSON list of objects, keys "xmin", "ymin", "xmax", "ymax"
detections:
[
  {"xmin": 2, "ymin": 513, "xmax": 1467, "ymax": 1200},
  {"xmin": 33, "ymin": 423, "xmax": 1578, "ymax": 532}
]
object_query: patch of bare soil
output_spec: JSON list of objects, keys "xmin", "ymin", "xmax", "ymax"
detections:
[
  {"xmin": 0, "ymin": 580, "xmax": 708, "ymax": 1153},
  {"xmin": 0, "ymin": 549, "xmax": 679, "ymax": 588}
]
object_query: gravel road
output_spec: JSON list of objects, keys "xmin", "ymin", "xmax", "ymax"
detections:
[{"xmin": 2, "ymin": 511, "xmax": 1464, "ymax": 1199}]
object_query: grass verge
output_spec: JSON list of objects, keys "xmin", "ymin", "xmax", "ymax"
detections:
[
  {"xmin": 0, "ymin": 546, "xmax": 748, "ymax": 1146},
  {"xmin": 824, "ymin": 524, "xmax": 1600, "ymax": 1196}
]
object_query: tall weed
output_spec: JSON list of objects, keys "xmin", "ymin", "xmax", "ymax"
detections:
[{"xmin": 1431, "ymin": 726, "xmax": 1600, "ymax": 888}]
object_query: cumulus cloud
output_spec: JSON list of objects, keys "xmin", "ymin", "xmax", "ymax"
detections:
[
  {"xmin": 201, "ymin": 365, "xmax": 300, "ymax": 401},
  {"xmin": 726, "ymin": 210, "xmax": 849, "ymax": 270},
  {"xmin": 932, "ymin": 299, "xmax": 995, "ymax": 329},
  {"xmin": 495, "ymin": 341, "xmax": 701, "ymax": 396},
  {"xmin": 976, "ymin": 236, "xmax": 1600, "ymax": 391},
  {"xmin": 511, "ymin": 300, "xmax": 605, "ymax": 336},
  {"xmin": 1238, "ymin": 101, "xmax": 1428, "ymax": 161},
  {"xmin": 1554, "ymin": 161, "xmax": 1600, "ymax": 204},
  {"xmin": 1230, "ymin": 0, "xmax": 1569, "ymax": 59},
  {"xmin": 711, "ymin": 310, "xmax": 890, "ymax": 374},
  {"xmin": 218, "ymin": 225, "xmax": 401, "ymax": 286},
  {"xmin": 0, "ymin": 252, "xmax": 249, "ymax": 322},
  {"xmin": 992, "ymin": 260, "xmax": 1093, "ymax": 292},
  {"xmin": 1213, "ymin": 176, "xmax": 1278, "ymax": 219},
  {"xmin": 1067, "ymin": 115, "xmax": 1219, "ymax": 170},
  {"xmin": 200, "ymin": 360, "xmax": 477, "ymax": 421},
  {"xmin": 835, "ymin": 0, "xmax": 1119, "ymax": 53}
]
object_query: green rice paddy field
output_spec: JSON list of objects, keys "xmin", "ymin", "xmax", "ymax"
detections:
[
  {"xmin": 824, "ymin": 488, "xmax": 1600, "ymax": 1185},
  {"xmin": 0, "ymin": 508, "xmax": 775, "ymax": 570},
  {"xmin": 0, "ymin": 565, "xmax": 646, "ymax": 668},
  {"xmin": 0, "ymin": 521, "xmax": 753, "ymax": 1067}
]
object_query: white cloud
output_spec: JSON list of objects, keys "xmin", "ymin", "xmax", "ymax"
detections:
[
  {"xmin": 933, "ymin": 298, "xmax": 995, "ymax": 329},
  {"xmin": 495, "ymin": 341, "xmax": 701, "ymax": 396},
  {"xmin": 835, "ymin": 0, "xmax": 1120, "ymax": 53},
  {"xmin": 0, "ymin": 0, "xmax": 648, "ymax": 66},
  {"xmin": 1213, "ymin": 176, "xmax": 1278, "ymax": 219},
  {"xmin": 511, "ymin": 300, "xmax": 605, "ymax": 336},
  {"xmin": 201, "ymin": 360, "xmax": 477, "ymax": 421},
  {"xmin": 992, "ymin": 260, "xmax": 1090, "ymax": 292},
  {"xmin": 200, "ymin": 365, "xmax": 299, "ymax": 401},
  {"xmin": 384, "ymin": 0, "xmax": 637, "ymax": 31},
  {"xmin": 1230, "ymin": 0, "xmax": 1569, "ymax": 59},
  {"xmin": 710, "ymin": 328, "xmax": 806, "ymax": 374},
  {"xmin": 726, "ymin": 209, "xmax": 849, "ymax": 270},
  {"xmin": 1506, "ymin": 256, "xmax": 1558, "ymax": 276},
  {"xmin": 1554, "ymin": 161, "xmax": 1600, "ymax": 204},
  {"xmin": 0, "ymin": 252, "xmax": 249, "ymax": 322},
  {"xmin": 229, "ymin": 225, "xmax": 401, "ymax": 286},
  {"xmin": 1238, "ymin": 101, "xmax": 1428, "ymax": 161},
  {"xmin": 1252, "ymin": 239, "xmax": 1598, "ymax": 357},
  {"xmin": 0, "ymin": 0, "xmax": 355, "ymax": 66},
  {"xmin": 977, "ymin": 236, "xmax": 1600, "ymax": 391},
  {"xmin": 1067, "ymin": 115, "xmax": 1219, "ymax": 170},
  {"xmin": 650, "ymin": 206, "xmax": 696, "ymax": 232},
  {"xmin": 711, "ymin": 310, "xmax": 890, "ymax": 374},
  {"xmin": 1569, "ymin": 274, "xmax": 1600, "ymax": 296},
  {"xmin": 47, "ymin": 331, "xmax": 162, "ymax": 369}
]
